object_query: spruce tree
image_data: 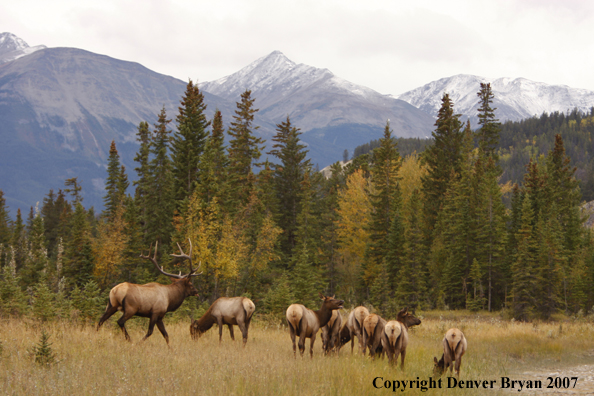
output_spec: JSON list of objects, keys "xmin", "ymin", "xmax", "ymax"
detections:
[
  {"xmin": 0, "ymin": 190, "xmax": 12, "ymax": 247},
  {"xmin": 103, "ymin": 141, "xmax": 128, "ymax": 219},
  {"xmin": 171, "ymin": 80, "xmax": 210, "ymax": 212},
  {"xmin": 367, "ymin": 121, "xmax": 402, "ymax": 275},
  {"xmin": 11, "ymin": 208, "xmax": 26, "ymax": 272},
  {"xmin": 145, "ymin": 107, "xmax": 175, "ymax": 247},
  {"xmin": 21, "ymin": 208, "xmax": 49, "ymax": 289},
  {"xmin": 421, "ymin": 94, "xmax": 464, "ymax": 249},
  {"xmin": 227, "ymin": 90, "xmax": 264, "ymax": 210},
  {"xmin": 267, "ymin": 116, "xmax": 310, "ymax": 258},
  {"xmin": 63, "ymin": 202, "xmax": 94, "ymax": 288},
  {"xmin": 133, "ymin": 121, "xmax": 151, "ymax": 240},
  {"xmin": 476, "ymin": 82, "xmax": 501, "ymax": 162}
]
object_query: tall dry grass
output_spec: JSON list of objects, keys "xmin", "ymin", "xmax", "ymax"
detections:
[{"xmin": 0, "ymin": 312, "xmax": 593, "ymax": 395}]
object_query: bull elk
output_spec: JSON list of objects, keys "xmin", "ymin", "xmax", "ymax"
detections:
[
  {"xmin": 433, "ymin": 328, "xmax": 467, "ymax": 377},
  {"xmin": 381, "ymin": 307, "xmax": 421, "ymax": 368},
  {"xmin": 338, "ymin": 306, "xmax": 369, "ymax": 354},
  {"xmin": 286, "ymin": 293, "xmax": 344, "ymax": 358},
  {"xmin": 190, "ymin": 297, "xmax": 256, "ymax": 346},
  {"xmin": 97, "ymin": 240, "xmax": 200, "ymax": 345},
  {"xmin": 321, "ymin": 310, "xmax": 342, "ymax": 355}
]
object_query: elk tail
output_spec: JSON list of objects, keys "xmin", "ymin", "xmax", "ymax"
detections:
[
  {"xmin": 243, "ymin": 298, "xmax": 256, "ymax": 322},
  {"xmin": 286, "ymin": 305, "xmax": 303, "ymax": 333},
  {"xmin": 386, "ymin": 322, "xmax": 402, "ymax": 347},
  {"xmin": 364, "ymin": 315, "xmax": 379, "ymax": 339}
]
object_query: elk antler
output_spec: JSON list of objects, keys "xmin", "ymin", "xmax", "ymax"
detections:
[
  {"xmin": 170, "ymin": 239, "xmax": 202, "ymax": 277},
  {"xmin": 140, "ymin": 241, "xmax": 184, "ymax": 279}
]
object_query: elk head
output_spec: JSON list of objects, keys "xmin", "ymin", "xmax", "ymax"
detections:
[
  {"xmin": 397, "ymin": 307, "xmax": 421, "ymax": 329},
  {"xmin": 433, "ymin": 355, "xmax": 445, "ymax": 376},
  {"xmin": 140, "ymin": 239, "xmax": 201, "ymax": 297},
  {"xmin": 319, "ymin": 292, "xmax": 344, "ymax": 310}
]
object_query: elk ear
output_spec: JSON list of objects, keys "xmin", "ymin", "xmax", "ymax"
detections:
[
  {"xmin": 434, "ymin": 357, "xmax": 438, "ymax": 364},
  {"xmin": 319, "ymin": 292, "xmax": 325, "ymax": 300}
]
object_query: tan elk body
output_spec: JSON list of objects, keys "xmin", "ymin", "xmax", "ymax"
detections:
[
  {"xmin": 434, "ymin": 328, "xmax": 467, "ymax": 376},
  {"xmin": 339, "ymin": 306, "xmax": 369, "ymax": 354},
  {"xmin": 190, "ymin": 297, "xmax": 255, "ymax": 345},
  {"xmin": 362, "ymin": 313, "xmax": 386, "ymax": 358},
  {"xmin": 286, "ymin": 293, "xmax": 344, "ymax": 358},
  {"xmin": 381, "ymin": 307, "xmax": 421, "ymax": 368},
  {"xmin": 97, "ymin": 240, "xmax": 200, "ymax": 344}
]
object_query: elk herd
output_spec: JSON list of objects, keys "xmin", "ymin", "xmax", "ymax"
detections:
[{"xmin": 97, "ymin": 240, "xmax": 467, "ymax": 376}]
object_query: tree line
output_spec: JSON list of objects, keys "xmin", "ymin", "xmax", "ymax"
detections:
[{"xmin": 0, "ymin": 81, "xmax": 592, "ymax": 323}]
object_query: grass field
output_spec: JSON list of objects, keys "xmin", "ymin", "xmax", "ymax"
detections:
[{"xmin": 1, "ymin": 311, "xmax": 593, "ymax": 395}]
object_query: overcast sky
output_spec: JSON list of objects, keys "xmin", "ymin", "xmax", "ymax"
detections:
[{"xmin": 2, "ymin": 0, "xmax": 594, "ymax": 95}]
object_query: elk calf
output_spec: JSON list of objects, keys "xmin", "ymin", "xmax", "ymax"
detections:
[
  {"xmin": 286, "ymin": 293, "xmax": 344, "ymax": 358},
  {"xmin": 190, "ymin": 297, "xmax": 255, "ymax": 346},
  {"xmin": 434, "ymin": 328, "xmax": 467, "ymax": 377},
  {"xmin": 321, "ymin": 310, "xmax": 342, "ymax": 355}
]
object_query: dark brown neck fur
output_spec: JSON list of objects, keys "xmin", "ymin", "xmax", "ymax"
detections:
[
  {"xmin": 315, "ymin": 303, "xmax": 334, "ymax": 328},
  {"xmin": 194, "ymin": 305, "xmax": 217, "ymax": 333}
]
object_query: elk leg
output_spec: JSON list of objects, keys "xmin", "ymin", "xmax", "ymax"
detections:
[
  {"xmin": 454, "ymin": 356, "xmax": 462, "ymax": 376},
  {"xmin": 309, "ymin": 332, "xmax": 317, "ymax": 359},
  {"xmin": 156, "ymin": 319, "xmax": 170, "ymax": 345},
  {"xmin": 116, "ymin": 311, "xmax": 135, "ymax": 342},
  {"xmin": 97, "ymin": 302, "xmax": 118, "ymax": 330},
  {"xmin": 228, "ymin": 324, "xmax": 235, "ymax": 341},
  {"xmin": 350, "ymin": 332, "xmax": 355, "ymax": 354},
  {"xmin": 400, "ymin": 347, "xmax": 406, "ymax": 370},
  {"xmin": 237, "ymin": 321, "xmax": 248, "ymax": 347},
  {"xmin": 288, "ymin": 322, "xmax": 297, "ymax": 358},
  {"xmin": 298, "ymin": 327, "xmax": 307, "ymax": 357},
  {"xmin": 217, "ymin": 317, "xmax": 224, "ymax": 343},
  {"xmin": 142, "ymin": 316, "xmax": 158, "ymax": 341}
]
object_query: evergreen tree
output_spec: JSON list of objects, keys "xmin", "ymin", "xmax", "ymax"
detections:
[
  {"xmin": 196, "ymin": 109, "xmax": 230, "ymax": 210},
  {"xmin": 21, "ymin": 208, "xmax": 49, "ymax": 289},
  {"xmin": 0, "ymin": 256, "xmax": 28, "ymax": 317},
  {"xmin": 0, "ymin": 190, "xmax": 11, "ymax": 247},
  {"xmin": 145, "ymin": 107, "xmax": 175, "ymax": 247},
  {"xmin": 63, "ymin": 202, "xmax": 94, "ymax": 288},
  {"xmin": 227, "ymin": 90, "xmax": 264, "ymax": 209},
  {"xmin": 421, "ymin": 94, "xmax": 464, "ymax": 249},
  {"xmin": 267, "ymin": 116, "xmax": 310, "ymax": 258},
  {"xmin": 103, "ymin": 141, "xmax": 128, "ymax": 219},
  {"xmin": 171, "ymin": 80, "xmax": 210, "ymax": 212},
  {"xmin": 366, "ymin": 121, "xmax": 402, "ymax": 275},
  {"xmin": 476, "ymin": 82, "xmax": 501, "ymax": 162},
  {"xmin": 133, "ymin": 121, "xmax": 151, "ymax": 240},
  {"xmin": 11, "ymin": 208, "xmax": 27, "ymax": 272},
  {"xmin": 64, "ymin": 177, "xmax": 83, "ymax": 205}
]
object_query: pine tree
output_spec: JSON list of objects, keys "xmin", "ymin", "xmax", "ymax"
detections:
[
  {"xmin": 0, "ymin": 255, "xmax": 28, "ymax": 317},
  {"xmin": 11, "ymin": 208, "xmax": 27, "ymax": 272},
  {"xmin": 466, "ymin": 258, "xmax": 486, "ymax": 311},
  {"xmin": 0, "ymin": 190, "xmax": 11, "ymax": 247},
  {"xmin": 171, "ymin": 80, "xmax": 210, "ymax": 212},
  {"xmin": 227, "ymin": 90, "xmax": 264, "ymax": 210},
  {"xmin": 267, "ymin": 116, "xmax": 310, "ymax": 258},
  {"xmin": 64, "ymin": 177, "xmax": 83, "ymax": 205},
  {"xmin": 21, "ymin": 207, "xmax": 49, "ymax": 289}
]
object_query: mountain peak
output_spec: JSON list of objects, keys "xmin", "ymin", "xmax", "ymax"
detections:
[{"xmin": 0, "ymin": 32, "xmax": 29, "ymax": 56}]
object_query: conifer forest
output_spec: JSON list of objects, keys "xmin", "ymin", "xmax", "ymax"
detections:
[{"xmin": 1, "ymin": 81, "xmax": 593, "ymax": 324}]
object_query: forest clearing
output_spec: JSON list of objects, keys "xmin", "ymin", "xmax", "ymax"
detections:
[{"xmin": 1, "ymin": 311, "xmax": 593, "ymax": 395}]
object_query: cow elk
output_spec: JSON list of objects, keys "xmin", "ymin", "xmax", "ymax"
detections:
[
  {"xmin": 97, "ymin": 240, "xmax": 200, "ymax": 345},
  {"xmin": 381, "ymin": 307, "xmax": 421, "ymax": 368},
  {"xmin": 434, "ymin": 328, "xmax": 467, "ymax": 377},
  {"xmin": 321, "ymin": 310, "xmax": 342, "ymax": 355},
  {"xmin": 190, "ymin": 297, "xmax": 256, "ymax": 346},
  {"xmin": 339, "ymin": 306, "xmax": 369, "ymax": 354},
  {"xmin": 286, "ymin": 293, "xmax": 344, "ymax": 358},
  {"xmin": 362, "ymin": 313, "xmax": 386, "ymax": 358}
]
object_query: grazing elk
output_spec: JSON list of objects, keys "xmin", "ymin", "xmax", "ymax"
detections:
[
  {"xmin": 286, "ymin": 293, "xmax": 344, "ymax": 358},
  {"xmin": 97, "ymin": 240, "xmax": 200, "ymax": 345},
  {"xmin": 362, "ymin": 313, "xmax": 386, "ymax": 358},
  {"xmin": 190, "ymin": 297, "xmax": 256, "ymax": 346},
  {"xmin": 321, "ymin": 309, "xmax": 342, "ymax": 355},
  {"xmin": 339, "ymin": 306, "xmax": 369, "ymax": 354},
  {"xmin": 381, "ymin": 307, "xmax": 422, "ymax": 368},
  {"xmin": 433, "ymin": 328, "xmax": 467, "ymax": 377}
]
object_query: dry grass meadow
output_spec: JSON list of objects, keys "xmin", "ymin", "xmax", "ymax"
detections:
[{"xmin": 1, "ymin": 310, "xmax": 593, "ymax": 395}]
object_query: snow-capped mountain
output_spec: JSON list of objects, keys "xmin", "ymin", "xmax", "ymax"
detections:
[
  {"xmin": 396, "ymin": 74, "xmax": 594, "ymax": 126},
  {"xmin": 201, "ymin": 51, "xmax": 434, "ymax": 137},
  {"xmin": 0, "ymin": 32, "xmax": 46, "ymax": 64}
]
